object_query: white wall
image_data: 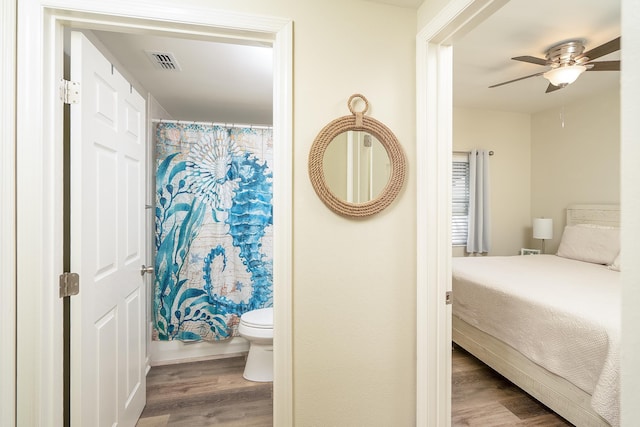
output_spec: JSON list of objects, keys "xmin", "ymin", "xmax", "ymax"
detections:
[
  {"xmin": 0, "ymin": 0, "xmax": 16, "ymax": 424},
  {"xmin": 620, "ymin": 0, "xmax": 640, "ymax": 423},
  {"xmin": 453, "ymin": 107, "xmax": 531, "ymax": 256},
  {"xmin": 530, "ymin": 89, "xmax": 620, "ymax": 253}
]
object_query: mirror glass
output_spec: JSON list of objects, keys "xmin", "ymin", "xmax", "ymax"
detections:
[
  {"xmin": 323, "ymin": 131, "xmax": 391, "ymax": 203},
  {"xmin": 308, "ymin": 93, "xmax": 406, "ymax": 217}
]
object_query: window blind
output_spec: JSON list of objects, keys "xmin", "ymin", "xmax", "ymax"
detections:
[{"xmin": 452, "ymin": 155, "xmax": 470, "ymax": 246}]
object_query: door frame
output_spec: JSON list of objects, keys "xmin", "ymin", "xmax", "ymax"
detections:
[
  {"xmin": 415, "ymin": 0, "xmax": 510, "ymax": 425},
  {"xmin": 0, "ymin": 1, "xmax": 17, "ymax": 426},
  {"xmin": 15, "ymin": 1, "xmax": 293, "ymax": 425}
]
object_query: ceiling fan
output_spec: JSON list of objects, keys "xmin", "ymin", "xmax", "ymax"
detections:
[{"xmin": 489, "ymin": 36, "xmax": 620, "ymax": 93}]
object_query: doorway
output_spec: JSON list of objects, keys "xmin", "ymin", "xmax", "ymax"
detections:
[
  {"xmin": 416, "ymin": 0, "xmax": 624, "ymax": 426},
  {"xmin": 15, "ymin": 3, "xmax": 292, "ymax": 426},
  {"xmin": 84, "ymin": 27, "xmax": 275, "ymax": 365},
  {"xmin": 414, "ymin": 0, "xmax": 511, "ymax": 425}
]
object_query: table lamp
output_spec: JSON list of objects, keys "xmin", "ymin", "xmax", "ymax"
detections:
[{"xmin": 533, "ymin": 218, "xmax": 553, "ymax": 254}]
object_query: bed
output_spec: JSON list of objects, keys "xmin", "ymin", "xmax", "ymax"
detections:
[{"xmin": 452, "ymin": 204, "xmax": 620, "ymax": 427}]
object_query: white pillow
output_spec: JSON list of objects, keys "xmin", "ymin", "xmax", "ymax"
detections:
[
  {"xmin": 609, "ymin": 252, "xmax": 621, "ymax": 271},
  {"xmin": 556, "ymin": 224, "xmax": 620, "ymax": 265}
]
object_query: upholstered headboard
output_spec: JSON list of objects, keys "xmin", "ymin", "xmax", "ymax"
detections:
[{"xmin": 566, "ymin": 204, "xmax": 620, "ymax": 227}]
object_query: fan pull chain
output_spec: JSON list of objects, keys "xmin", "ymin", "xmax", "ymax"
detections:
[{"xmin": 560, "ymin": 90, "xmax": 567, "ymax": 128}]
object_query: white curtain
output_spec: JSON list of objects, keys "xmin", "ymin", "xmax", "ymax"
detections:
[{"xmin": 466, "ymin": 149, "xmax": 491, "ymax": 253}]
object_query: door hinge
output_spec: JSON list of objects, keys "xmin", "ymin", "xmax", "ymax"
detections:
[
  {"xmin": 59, "ymin": 79, "xmax": 80, "ymax": 104},
  {"xmin": 445, "ymin": 291, "xmax": 452, "ymax": 305},
  {"xmin": 59, "ymin": 272, "xmax": 80, "ymax": 298}
]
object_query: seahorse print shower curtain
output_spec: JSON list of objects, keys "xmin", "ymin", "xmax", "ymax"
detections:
[{"xmin": 154, "ymin": 122, "xmax": 273, "ymax": 341}]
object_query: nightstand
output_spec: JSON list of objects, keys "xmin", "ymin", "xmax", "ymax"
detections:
[{"xmin": 520, "ymin": 248, "xmax": 541, "ymax": 255}]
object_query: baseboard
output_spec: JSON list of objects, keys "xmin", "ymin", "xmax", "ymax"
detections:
[{"xmin": 150, "ymin": 337, "xmax": 249, "ymax": 366}]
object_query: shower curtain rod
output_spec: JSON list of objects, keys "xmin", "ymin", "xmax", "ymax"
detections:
[
  {"xmin": 453, "ymin": 150, "xmax": 494, "ymax": 156},
  {"xmin": 151, "ymin": 119, "xmax": 272, "ymax": 130}
]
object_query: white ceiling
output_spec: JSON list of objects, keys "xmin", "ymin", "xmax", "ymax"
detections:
[
  {"xmin": 92, "ymin": 31, "xmax": 274, "ymax": 124},
  {"xmin": 453, "ymin": 0, "xmax": 620, "ymax": 113},
  {"xmin": 92, "ymin": 0, "xmax": 620, "ymax": 122},
  {"xmin": 364, "ymin": 0, "xmax": 423, "ymax": 8}
]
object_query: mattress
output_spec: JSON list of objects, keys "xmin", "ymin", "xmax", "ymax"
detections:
[{"xmin": 452, "ymin": 254, "xmax": 620, "ymax": 426}]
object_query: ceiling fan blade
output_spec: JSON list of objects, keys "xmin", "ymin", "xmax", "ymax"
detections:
[
  {"xmin": 586, "ymin": 60, "xmax": 620, "ymax": 71},
  {"xmin": 489, "ymin": 71, "xmax": 546, "ymax": 88},
  {"xmin": 583, "ymin": 36, "xmax": 621, "ymax": 61},
  {"xmin": 511, "ymin": 55, "xmax": 547, "ymax": 66},
  {"xmin": 545, "ymin": 83, "xmax": 563, "ymax": 93}
]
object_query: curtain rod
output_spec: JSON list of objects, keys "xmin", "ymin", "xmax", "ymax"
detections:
[
  {"xmin": 151, "ymin": 119, "xmax": 272, "ymax": 130},
  {"xmin": 453, "ymin": 150, "xmax": 494, "ymax": 156}
]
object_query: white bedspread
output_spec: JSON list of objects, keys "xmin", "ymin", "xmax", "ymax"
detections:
[{"xmin": 452, "ymin": 254, "xmax": 620, "ymax": 426}]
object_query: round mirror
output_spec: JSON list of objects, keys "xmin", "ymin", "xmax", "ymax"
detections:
[
  {"xmin": 323, "ymin": 131, "xmax": 390, "ymax": 203},
  {"xmin": 308, "ymin": 94, "xmax": 406, "ymax": 217}
]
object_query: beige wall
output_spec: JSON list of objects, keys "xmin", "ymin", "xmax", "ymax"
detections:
[
  {"xmin": 291, "ymin": 5, "xmax": 416, "ymax": 424},
  {"xmin": 417, "ymin": 0, "xmax": 449, "ymax": 28},
  {"xmin": 453, "ymin": 108, "xmax": 531, "ymax": 256},
  {"xmin": 171, "ymin": 0, "xmax": 418, "ymax": 425},
  {"xmin": 530, "ymin": 89, "xmax": 620, "ymax": 253},
  {"xmin": 453, "ymin": 90, "xmax": 620, "ymax": 257}
]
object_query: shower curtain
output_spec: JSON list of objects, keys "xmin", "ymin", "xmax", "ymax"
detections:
[{"xmin": 153, "ymin": 122, "xmax": 273, "ymax": 342}]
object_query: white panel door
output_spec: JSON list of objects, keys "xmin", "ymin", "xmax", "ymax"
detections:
[{"xmin": 70, "ymin": 31, "xmax": 146, "ymax": 427}]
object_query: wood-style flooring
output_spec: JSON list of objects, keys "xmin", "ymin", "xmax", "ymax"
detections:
[
  {"xmin": 136, "ymin": 346, "xmax": 572, "ymax": 427},
  {"xmin": 452, "ymin": 344, "xmax": 573, "ymax": 426},
  {"xmin": 136, "ymin": 355, "xmax": 272, "ymax": 427}
]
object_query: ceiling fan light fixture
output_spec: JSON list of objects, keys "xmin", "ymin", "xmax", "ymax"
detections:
[{"xmin": 543, "ymin": 65, "xmax": 587, "ymax": 87}]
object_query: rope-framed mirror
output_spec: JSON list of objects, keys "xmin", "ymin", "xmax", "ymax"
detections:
[{"xmin": 308, "ymin": 94, "xmax": 406, "ymax": 217}]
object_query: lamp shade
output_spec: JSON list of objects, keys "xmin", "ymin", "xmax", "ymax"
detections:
[
  {"xmin": 533, "ymin": 218, "xmax": 553, "ymax": 240},
  {"xmin": 543, "ymin": 65, "xmax": 586, "ymax": 87}
]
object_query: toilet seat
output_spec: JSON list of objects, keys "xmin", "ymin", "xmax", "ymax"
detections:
[{"xmin": 240, "ymin": 307, "xmax": 273, "ymax": 329}]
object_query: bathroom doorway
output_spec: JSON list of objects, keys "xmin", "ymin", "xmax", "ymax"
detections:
[
  {"xmin": 15, "ymin": 3, "xmax": 292, "ymax": 426},
  {"xmin": 66, "ymin": 23, "xmax": 281, "ymax": 427},
  {"xmin": 86, "ymin": 28, "xmax": 275, "ymax": 364}
]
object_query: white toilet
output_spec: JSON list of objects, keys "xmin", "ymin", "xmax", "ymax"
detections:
[{"xmin": 238, "ymin": 307, "xmax": 273, "ymax": 382}]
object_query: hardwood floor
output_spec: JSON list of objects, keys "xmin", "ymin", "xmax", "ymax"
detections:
[
  {"xmin": 137, "ymin": 347, "xmax": 572, "ymax": 427},
  {"xmin": 452, "ymin": 345, "xmax": 573, "ymax": 426},
  {"xmin": 136, "ymin": 356, "xmax": 272, "ymax": 427}
]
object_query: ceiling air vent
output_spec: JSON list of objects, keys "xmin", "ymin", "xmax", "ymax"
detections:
[{"xmin": 145, "ymin": 51, "xmax": 182, "ymax": 71}]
